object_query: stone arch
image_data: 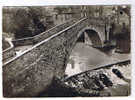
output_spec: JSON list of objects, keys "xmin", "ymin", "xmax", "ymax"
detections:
[
  {"xmin": 77, "ymin": 27, "xmax": 103, "ymax": 47},
  {"xmin": 65, "ymin": 27, "xmax": 104, "ymax": 76},
  {"xmin": 85, "ymin": 29, "xmax": 102, "ymax": 46}
]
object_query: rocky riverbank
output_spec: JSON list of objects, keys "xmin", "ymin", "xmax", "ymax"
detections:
[{"xmin": 38, "ymin": 61, "xmax": 130, "ymax": 97}]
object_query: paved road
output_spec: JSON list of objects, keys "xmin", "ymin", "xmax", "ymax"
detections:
[{"xmin": 65, "ymin": 42, "xmax": 130, "ymax": 77}]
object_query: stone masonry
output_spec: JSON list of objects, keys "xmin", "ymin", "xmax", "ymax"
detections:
[{"xmin": 3, "ymin": 17, "xmax": 108, "ymax": 97}]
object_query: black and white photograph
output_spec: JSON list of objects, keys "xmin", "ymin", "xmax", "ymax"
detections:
[{"xmin": 2, "ymin": 5, "xmax": 131, "ymax": 97}]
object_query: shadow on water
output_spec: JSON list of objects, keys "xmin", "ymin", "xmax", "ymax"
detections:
[{"xmin": 92, "ymin": 45, "xmax": 116, "ymax": 56}]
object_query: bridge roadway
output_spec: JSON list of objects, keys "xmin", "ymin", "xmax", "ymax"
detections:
[{"xmin": 3, "ymin": 17, "xmax": 127, "ymax": 97}]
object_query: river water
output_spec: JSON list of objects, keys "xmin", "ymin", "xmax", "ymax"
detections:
[{"xmin": 65, "ymin": 42, "xmax": 130, "ymax": 77}]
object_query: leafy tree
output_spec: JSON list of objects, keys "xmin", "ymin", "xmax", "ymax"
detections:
[{"xmin": 3, "ymin": 7, "xmax": 47, "ymax": 39}]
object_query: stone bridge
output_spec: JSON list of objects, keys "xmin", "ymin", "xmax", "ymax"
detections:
[{"xmin": 3, "ymin": 17, "xmax": 111, "ymax": 97}]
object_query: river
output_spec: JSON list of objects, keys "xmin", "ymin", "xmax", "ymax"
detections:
[{"xmin": 65, "ymin": 42, "xmax": 130, "ymax": 77}]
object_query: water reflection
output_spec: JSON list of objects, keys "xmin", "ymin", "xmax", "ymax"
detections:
[{"xmin": 65, "ymin": 53, "xmax": 82, "ymax": 76}]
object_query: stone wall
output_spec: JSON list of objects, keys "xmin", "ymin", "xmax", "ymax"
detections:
[{"xmin": 3, "ymin": 17, "xmax": 106, "ymax": 97}]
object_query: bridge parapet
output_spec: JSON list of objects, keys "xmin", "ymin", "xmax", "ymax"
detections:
[
  {"xmin": 12, "ymin": 19, "xmax": 78, "ymax": 47},
  {"xmin": 3, "ymin": 19, "xmax": 79, "ymax": 63},
  {"xmin": 3, "ymin": 17, "xmax": 108, "ymax": 97}
]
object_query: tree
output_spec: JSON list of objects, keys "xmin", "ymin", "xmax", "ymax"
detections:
[{"xmin": 3, "ymin": 7, "xmax": 47, "ymax": 39}]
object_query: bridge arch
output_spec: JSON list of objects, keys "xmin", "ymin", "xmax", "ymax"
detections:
[
  {"xmin": 77, "ymin": 27, "xmax": 103, "ymax": 47},
  {"xmin": 65, "ymin": 27, "xmax": 105, "ymax": 76}
]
